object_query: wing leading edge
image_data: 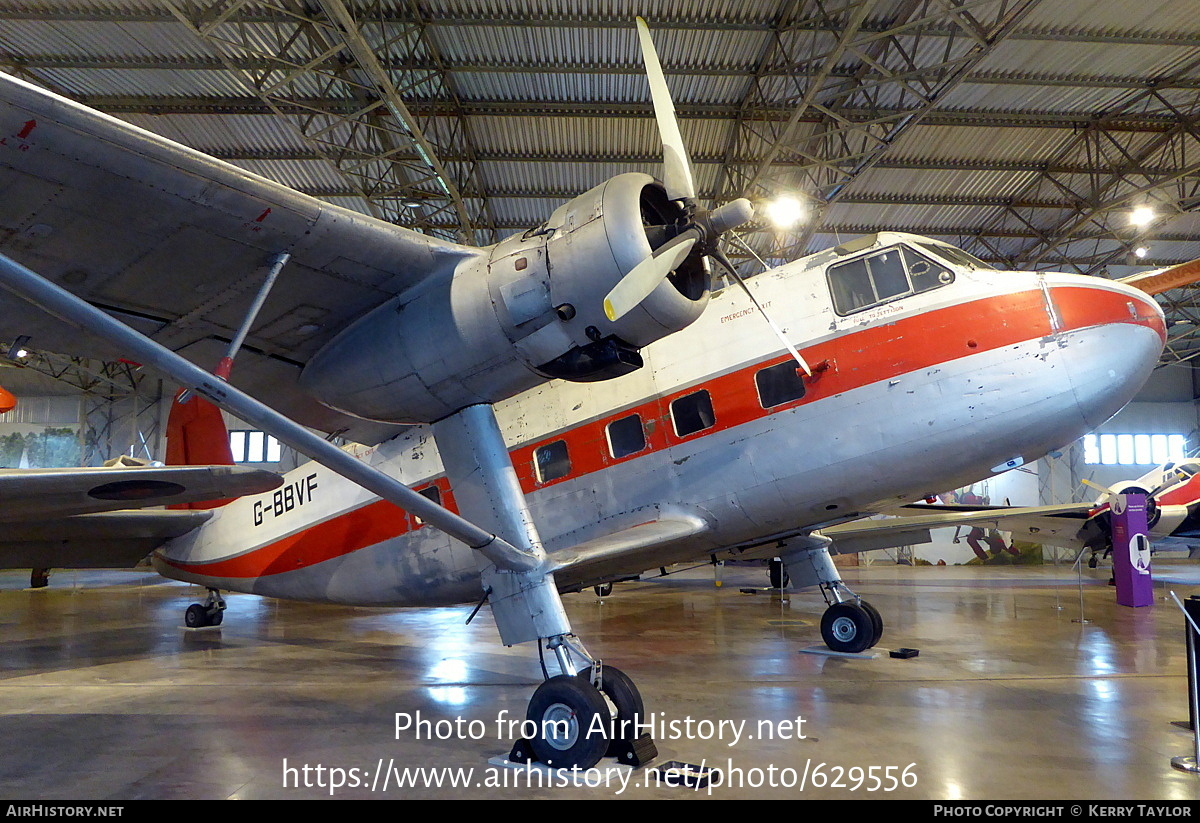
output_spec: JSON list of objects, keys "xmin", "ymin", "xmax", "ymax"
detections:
[{"xmin": 0, "ymin": 72, "xmax": 483, "ymax": 444}]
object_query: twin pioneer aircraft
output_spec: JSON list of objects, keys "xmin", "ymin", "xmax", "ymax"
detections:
[{"xmin": 0, "ymin": 19, "xmax": 1179, "ymax": 770}]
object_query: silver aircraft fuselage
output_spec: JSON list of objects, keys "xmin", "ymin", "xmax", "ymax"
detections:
[{"xmin": 152, "ymin": 232, "xmax": 1167, "ymax": 605}]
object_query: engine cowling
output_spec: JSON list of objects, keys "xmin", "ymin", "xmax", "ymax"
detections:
[{"xmin": 300, "ymin": 173, "xmax": 710, "ymax": 424}]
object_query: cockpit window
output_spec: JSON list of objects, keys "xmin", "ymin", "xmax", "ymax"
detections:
[
  {"xmin": 914, "ymin": 241, "xmax": 994, "ymax": 271},
  {"xmin": 827, "ymin": 245, "xmax": 955, "ymax": 315}
]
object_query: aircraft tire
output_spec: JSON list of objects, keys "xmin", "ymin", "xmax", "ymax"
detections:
[
  {"xmin": 578, "ymin": 664, "xmax": 643, "ymax": 743},
  {"xmin": 820, "ymin": 602, "xmax": 875, "ymax": 653},
  {"xmin": 859, "ymin": 600, "xmax": 884, "ymax": 648},
  {"xmin": 594, "ymin": 582, "xmax": 613, "ymax": 597},
  {"xmin": 207, "ymin": 609, "xmax": 223, "ymax": 627},
  {"xmin": 526, "ymin": 675, "xmax": 609, "ymax": 769},
  {"xmin": 185, "ymin": 604, "xmax": 208, "ymax": 628}
]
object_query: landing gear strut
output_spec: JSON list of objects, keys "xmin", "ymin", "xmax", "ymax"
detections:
[
  {"xmin": 433, "ymin": 404, "xmax": 655, "ymax": 771},
  {"xmin": 184, "ymin": 588, "xmax": 225, "ymax": 628}
]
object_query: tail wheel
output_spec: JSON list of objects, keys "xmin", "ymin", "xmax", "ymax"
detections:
[
  {"xmin": 820, "ymin": 602, "xmax": 875, "ymax": 653},
  {"xmin": 526, "ymin": 675, "xmax": 609, "ymax": 769},
  {"xmin": 184, "ymin": 604, "xmax": 208, "ymax": 628}
]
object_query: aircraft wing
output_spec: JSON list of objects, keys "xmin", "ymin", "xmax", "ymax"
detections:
[
  {"xmin": 0, "ymin": 464, "xmax": 281, "ymax": 522},
  {"xmin": 0, "ymin": 72, "xmax": 483, "ymax": 444},
  {"xmin": 0, "ymin": 510, "xmax": 213, "ymax": 570},
  {"xmin": 822, "ymin": 503, "xmax": 1095, "ymax": 553}
]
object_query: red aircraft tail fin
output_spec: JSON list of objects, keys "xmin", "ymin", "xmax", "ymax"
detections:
[
  {"xmin": 0, "ymin": 384, "xmax": 14, "ymax": 414},
  {"xmin": 165, "ymin": 388, "xmax": 236, "ymax": 510}
]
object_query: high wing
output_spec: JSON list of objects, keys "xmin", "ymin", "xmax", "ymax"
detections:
[
  {"xmin": 0, "ymin": 464, "xmax": 281, "ymax": 522},
  {"xmin": 546, "ymin": 503, "xmax": 1098, "ymax": 590},
  {"xmin": 823, "ymin": 503, "xmax": 1096, "ymax": 553},
  {"xmin": 0, "ymin": 72, "xmax": 483, "ymax": 444},
  {"xmin": 0, "ymin": 510, "xmax": 213, "ymax": 570},
  {"xmin": 0, "ymin": 464, "xmax": 280, "ymax": 570}
]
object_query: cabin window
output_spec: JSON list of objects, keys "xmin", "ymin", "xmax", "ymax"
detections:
[
  {"xmin": 827, "ymin": 245, "xmax": 955, "ymax": 315},
  {"xmin": 607, "ymin": 414, "xmax": 646, "ymax": 459},
  {"xmin": 534, "ymin": 440, "xmax": 571, "ymax": 482},
  {"xmin": 755, "ymin": 362, "xmax": 807, "ymax": 409},
  {"xmin": 412, "ymin": 484, "xmax": 441, "ymax": 526},
  {"xmin": 671, "ymin": 390, "xmax": 715, "ymax": 437}
]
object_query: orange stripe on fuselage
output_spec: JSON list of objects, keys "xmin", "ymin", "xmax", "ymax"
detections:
[{"xmin": 162, "ymin": 284, "xmax": 1161, "ymax": 581}]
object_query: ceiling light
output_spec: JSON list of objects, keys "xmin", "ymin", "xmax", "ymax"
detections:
[
  {"xmin": 1129, "ymin": 205, "xmax": 1156, "ymax": 227},
  {"xmin": 1134, "ymin": 246, "xmax": 1149, "ymax": 259},
  {"xmin": 6, "ymin": 335, "xmax": 29, "ymax": 362},
  {"xmin": 763, "ymin": 196, "xmax": 806, "ymax": 229}
]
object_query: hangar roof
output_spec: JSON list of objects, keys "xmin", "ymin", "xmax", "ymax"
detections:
[{"xmin": 0, "ymin": 0, "xmax": 1199, "ymax": 365}]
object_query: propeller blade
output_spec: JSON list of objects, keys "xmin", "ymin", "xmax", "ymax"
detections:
[
  {"xmin": 636, "ymin": 17, "xmax": 695, "ymax": 202},
  {"xmin": 604, "ymin": 235, "xmax": 697, "ymax": 321}
]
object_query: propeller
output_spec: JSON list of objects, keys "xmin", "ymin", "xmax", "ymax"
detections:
[{"xmin": 604, "ymin": 18, "xmax": 812, "ymax": 377}]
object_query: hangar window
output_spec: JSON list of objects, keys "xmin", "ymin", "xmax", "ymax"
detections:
[
  {"xmin": 827, "ymin": 245, "xmax": 954, "ymax": 316},
  {"xmin": 607, "ymin": 414, "xmax": 646, "ymax": 459},
  {"xmin": 671, "ymin": 390, "xmax": 715, "ymax": 437},
  {"xmin": 229, "ymin": 430, "xmax": 282, "ymax": 463},
  {"xmin": 534, "ymin": 440, "xmax": 571, "ymax": 483},
  {"xmin": 1082, "ymin": 433, "xmax": 1187, "ymax": 466},
  {"xmin": 755, "ymin": 362, "xmax": 807, "ymax": 408}
]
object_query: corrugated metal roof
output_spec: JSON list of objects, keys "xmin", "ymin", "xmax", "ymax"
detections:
[{"xmin": 0, "ymin": 0, "xmax": 1193, "ymax": 281}]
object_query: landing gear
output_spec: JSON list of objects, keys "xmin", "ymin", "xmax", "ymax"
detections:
[
  {"xmin": 780, "ymin": 535, "xmax": 885, "ymax": 653},
  {"xmin": 29, "ymin": 568, "xmax": 49, "ymax": 589},
  {"xmin": 184, "ymin": 589, "xmax": 225, "ymax": 628},
  {"xmin": 820, "ymin": 602, "xmax": 877, "ymax": 653},
  {"xmin": 579, "ymin": 664, "xmax": 643, "ymax": 747},
  {"xmin": 594, "ymin": 582, "xmax": 613, "ymax": 597},
  {"xmin": 526, "ymin": 675, "xmax": 610, "ymax": 769},
  {"xmin": 769, "ymin": 558, "xmax": 789, "ymax": 589}
]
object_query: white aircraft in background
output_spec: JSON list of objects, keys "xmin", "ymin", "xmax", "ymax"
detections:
[
  {"xmin": 888, "ymin": 460, "xmax": 1200, "ymax": 567},
  {"xmin": 0, "ymin": 19, "xmax": 1181, "ymax": 771}
]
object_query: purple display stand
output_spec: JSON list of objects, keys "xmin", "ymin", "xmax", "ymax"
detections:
[{"xmin": 1111, "ymin": 493, "xmax": 1154, "ymax": 608}]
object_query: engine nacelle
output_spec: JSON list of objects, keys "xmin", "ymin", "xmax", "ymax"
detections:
[{"xmin": 300, "ymin": 173, "xmax": 709, "ymax": 423}]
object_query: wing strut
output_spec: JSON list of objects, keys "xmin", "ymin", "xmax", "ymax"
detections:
[{"xmin": 0, "ymin": 251, "xmax": 540, "ymax": 573}]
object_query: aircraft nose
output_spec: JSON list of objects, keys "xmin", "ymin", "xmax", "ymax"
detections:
[{"xmin": 1046, "ymin": 276, "xmax": 1165, "ymax": 430}]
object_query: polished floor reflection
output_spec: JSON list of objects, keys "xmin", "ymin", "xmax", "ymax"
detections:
[{"xmin": 2, "ymin": 561, "xmax": 1200, "ymax": 799}]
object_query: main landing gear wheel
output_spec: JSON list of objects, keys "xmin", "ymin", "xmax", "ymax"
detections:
[
  {"xmin": 578, "ymin": 665, "xmax": 644, "ymax": 749},
  {"xmin": 820, "ymin": 602, "xmax": 878, "ymax": 653},
  {"xmin": 184, "ymin": 590, "xmax": 225, "ymax": 628},
  {"xmin": 526, "ymin": 674, "xmax": 610, "ymax": 769},
  {"xmin": 859, "ymin": 600, "xmax": 884, "ymax": 647}
]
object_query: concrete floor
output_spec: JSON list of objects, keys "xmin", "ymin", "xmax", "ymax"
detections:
[{"xmin": 3, "ymin": 560, "xmax": 1200, "ymax": 800}]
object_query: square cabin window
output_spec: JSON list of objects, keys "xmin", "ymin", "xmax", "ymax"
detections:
[
  {"xmin": 534, "ymin": 440, "xmax": 571, "ymax": 483},
  {"xmin": 756, "ymin": 361, "xmax": 806, "ymax": 408},
  {"xmin": 607, "ymin": 414, "xmax": 646, "ymax": 459},
  {"xmin": 671, "ymin": 390, "xmax": 715, "ymax": 437}
]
